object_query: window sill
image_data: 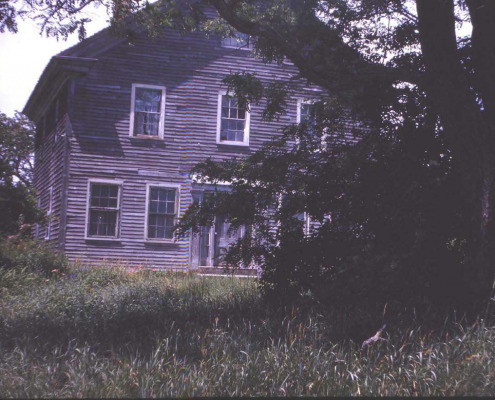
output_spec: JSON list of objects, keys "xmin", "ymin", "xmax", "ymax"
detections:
[
  {"xmin": 217, "ymin": 141, "xmax": 250, "ymax": 148},
  {"xmin": 221, "ymin": 46, "xmax": 253, "ymax": 51},
  {"xmin": 85, "ymin": 237, "xmax": 122, "ymax": 243},
  {"xmin": 144, "ymin": 238, "xmax": 176, "ymax": 243},
  {"xmin": 131, "ymin": 134, "xmax": 164, "ymax": 140}
]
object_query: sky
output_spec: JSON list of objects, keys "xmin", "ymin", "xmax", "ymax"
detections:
[{"xmin": 0, "ymin": 8, "xmax": 109, "ymax": 117}]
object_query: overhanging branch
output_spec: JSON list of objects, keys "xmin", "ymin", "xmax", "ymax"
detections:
[{"xmin": 210, "ymin": 0, "xmax": 423, "ymax": 94}]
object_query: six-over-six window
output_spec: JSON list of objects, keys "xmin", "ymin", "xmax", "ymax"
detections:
[
  {"xmin": 217, "ymin": 93, "xmax": 250, "ymax": 145},
  {"xmin": 146, "ymin": 185, "xmax": 178, "ymax": 240},
  {"xmin": 130, "ymin": 84, "xmax": 166, "ymax": 138},
  {"xmin": 87, "ymin": 181, "xmax": 121, "ymax": 238}
]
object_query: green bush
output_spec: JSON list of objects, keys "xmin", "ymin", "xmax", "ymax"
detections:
[{"xmin": 0, "ymin": 235, "xmax": 67, "ymax": 276}]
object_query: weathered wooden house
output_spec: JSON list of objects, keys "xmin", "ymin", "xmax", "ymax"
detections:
[{"xmin": 23, "ymin": 22, "xmax": 323, "ymax": 272}]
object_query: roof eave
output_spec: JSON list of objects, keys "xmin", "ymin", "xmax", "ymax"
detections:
[{"xmin": 23, "ymin": 56, "xmax": 98, "ymax": 122}]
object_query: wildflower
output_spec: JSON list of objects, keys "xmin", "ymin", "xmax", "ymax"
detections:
[
  {"xmin": 45, "ymin": 279, "xmax": 50, "ymax": 282},
  {"xmin": 51, "ymin": 269, "xmax": 58, "ymax": 273},
  {"xmin": 152, "ymin": 268, "xmax": 157, "ymax": 272}
]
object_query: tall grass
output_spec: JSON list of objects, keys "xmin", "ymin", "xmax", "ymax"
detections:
[{"xmin": 1, "ymin": 261, "xmax": 495, "ymax": 396}]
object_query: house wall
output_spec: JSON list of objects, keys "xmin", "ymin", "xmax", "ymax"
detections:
[
  {"xmin": 33, "ymin": 111, "xmax": 69, "ymax": 249},
  {"xmin": 61, "ymin": 28, "xmax": 323, "ymax": 269}
]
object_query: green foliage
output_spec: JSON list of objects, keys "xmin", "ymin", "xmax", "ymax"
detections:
[
  {"xmin": 0, "ymin": 112, "xmax": 43, "ymax": 236},
  {"xmin": 0, "ymin": 265, "xmax": 495, "ymax": 396},
  {"xmin": 177, "ymin": 77, "xmax": 470, "ymax": 308},
  {"xmin": 0, "ymin": 236, "xmax": 67, "ymax": 277}
]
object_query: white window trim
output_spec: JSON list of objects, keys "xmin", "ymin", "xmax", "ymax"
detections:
[
  {"xmin": 129, "ymin": 83, "xmax": 166, "ymax": 139},
  {"xmin": 44, "ymin": 186, "xmax": 53, "ymax": 240},
  {"xmin": 144, "ymin": 182, "xmax": 181, "ymax": 243},
  {"xmin": 84, "ymin": 178, "xmax": 123, "ymax": 240},
  {"xmin": 216, "ymin": 91, "xmax": 251, "ymax": 146},
  {"xmin": 302, "ymin": 212, "xmax": 311, "ymax": 236},
  {"xmin": 296, "ymin": 99, "xmax": 328, "ymax": 151},
  {"xmin": 221, "ymin": 35, "xmax": 254, "ymax": 50},
  {"xmin": 35, "ymin": 197, "xmax": 41, "ymax": 239}
]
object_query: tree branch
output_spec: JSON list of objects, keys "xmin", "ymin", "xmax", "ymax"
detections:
[
  {"xmin": 465, "ymin": 0, "xmax": 495, "ymax": 130},
  {"xmin": 209, "ymin": 0, "xmax": 422, "ymax": 98}
]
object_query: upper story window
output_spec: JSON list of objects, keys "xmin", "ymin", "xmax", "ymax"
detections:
[
  {"xmin": 129, "ymin": 84, "xmax": 166, "ymax": 139},
  {"xmin": 297, "ymin": 99, "xmax": 329, "ymax": 151},
  {"xmin": 146, "ymin": 184, "xmax": 179, "ymax": 241},
  {"xmin": 216, "ymin": 93, "xmax": 250, "ymax": 146},
  {"xmin": 86, "ymin": 180, "xmax": 122, "ymax": 239},
  {"xmin": 221, "ymin": 32, "xmax": 253, "ymax": 50},
  {"xmin": 297, "ymin": 101, "xmax": 318, "ymax": 135}
]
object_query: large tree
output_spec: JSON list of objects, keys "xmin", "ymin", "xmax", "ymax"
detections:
[
  {"xmin": 0, "ymin": 112, "xmax": 41, "ymax": 236},
  {"xmin": 7, "ymin": 0, "xmax": 495, "ymax": 305}
]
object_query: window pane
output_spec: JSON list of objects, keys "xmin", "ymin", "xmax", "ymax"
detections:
[
  {"xmin": 91, "ymin": 184, "xmax": 118, "ymax": 208},
  {"xmin": 135, "ymin": 112, "xmax": 159, "ymax": 136},
  {"xmin": 148, "ymin": 214, "xmax": 175, "ymax": 239},
  {"xmin": 135, "ymin": 88, "xmax": 161, "ymax": 112},
  {"xmin": 158, "ymin": 201, "xmax": 167, "ymax": 214}
]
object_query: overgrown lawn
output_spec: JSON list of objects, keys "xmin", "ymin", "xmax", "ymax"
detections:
[{"xmin": 1, "ymin": 264, "xmax": 494, "ymax": 397}]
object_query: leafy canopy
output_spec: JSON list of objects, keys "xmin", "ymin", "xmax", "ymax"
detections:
[{"xmin": 0, "ymin": 112, "xmax": 42, "ymax": 236}]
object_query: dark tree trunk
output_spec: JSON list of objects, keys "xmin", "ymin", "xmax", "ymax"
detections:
[{"xmin": 416, "ymin": 0, "xmax": 495, "ymax": 305}]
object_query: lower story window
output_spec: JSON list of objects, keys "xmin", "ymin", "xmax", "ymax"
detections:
[
  {"xmin": 147, "ymin": 186, "xmax": 178, "ymax": 240},
  {"xmin": 87, "ymin": 182, "xmax": 121, "ymax": 238}
]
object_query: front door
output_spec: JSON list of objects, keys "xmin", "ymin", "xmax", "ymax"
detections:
[
  {"xmin": 190, "ymin": 214, "xmax": 244, "ymax": 267},
  {"xmin": 213, "ymin": 214, "xmax": 244, "ymax": 265}
]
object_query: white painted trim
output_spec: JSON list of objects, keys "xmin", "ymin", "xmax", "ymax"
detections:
[
  {"xmin": 221, "ymin": 34, "xmax": 253, "ymax": 50},
  {"xmin": 216, "ymin": 91, "xmax": 250, "ymax": 146},
  {"xmin": 144, "ymin": 182, "xmax": 181, "ymax": 242},
  {"xmin": 35, "ymin": 197, "xmax": 41, "ymax": 238},
  {"xmin": 303, "ymin": 212, "xmax": 311, "ymax": 236},
  {"xmin": 44, "ymin": 186, "xmax": 53, "ymax": 240},
  {"xmin": 297, "ymin": 98, "xmax": 316, "ymax": 124},
  {"xmin": 296, "ymin": 98, "xmax": 328, "ymax": 151},
  {"xmin": 84, "ymin": 178, "xmax": 123, "ymax": 240},
  {"xmin": 129, "ymin": 83, "xmax": 166, "ymax": 139}
]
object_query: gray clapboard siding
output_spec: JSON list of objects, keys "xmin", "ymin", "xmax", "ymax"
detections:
[
  {"xmin": 31, "ymin": 25, "xmax": 326, "ymax": 269},
  {"xmin": 33, "ymin": 112, "xmax": 70, "ymax": 249}
]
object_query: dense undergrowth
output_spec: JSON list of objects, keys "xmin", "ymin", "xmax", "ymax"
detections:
[{"xmin": 1, "ymin": 239, "xmax": 495, "ymax": 396}]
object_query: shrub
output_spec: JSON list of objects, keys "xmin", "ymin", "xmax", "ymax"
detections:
[{"xmin": 0, "ymin": 235, "xmax": 67, "ymax": 276}]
